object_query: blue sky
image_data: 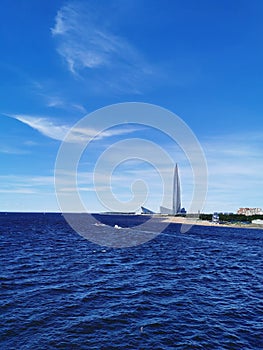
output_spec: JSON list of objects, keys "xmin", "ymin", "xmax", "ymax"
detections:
[{"xmin": 0, "ymin": 0, "xmax": 263, "ymax": 213}]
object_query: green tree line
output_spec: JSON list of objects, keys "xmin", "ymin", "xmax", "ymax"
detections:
[{"xmin": 199, "ymin": 213, "xmax": 263, "ymax": 223}]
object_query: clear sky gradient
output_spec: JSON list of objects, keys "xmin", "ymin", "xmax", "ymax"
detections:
[{"xmin": 0, "ymin": 0, "xmax": 263, "ymax": 213}]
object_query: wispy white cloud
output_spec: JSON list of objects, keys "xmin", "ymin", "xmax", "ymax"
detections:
[
  {"xmin": 0, "ymin": 174, "xmax": 59, "ymax": 212},
  {"xmin": 51, "ymin": 2, "xmax": 125, "ymax": 71},
  {"xmin": 7, "ymin": 113, "xmax": 143, "ymax": 143},
  {"xmin": 0, "ymin": 146, "xmax": 29, "ymax": 155},
  {"xmin": 0, "ymin": 174, "xmax": 54, "ymax": 184},
  {"xmin": 72, "ymin": 104, "xmax": 87, "ymax": 113},
  {"xmin": 31, "ymin": 77, "xmax": 87, "ymax": 113},
  {"xmin": 44, "ymin": 94, "xmax": 87, "ymax": 113},
  {"xmin": 0, "ymin": 174, "xmax": 55, "ymax": 195},
  {"xmin": 51, "ymin": 1, "xmax": 151, "ymax": 92},
  {"xmin": 0, "ymin": 188, "xmax": 37, "ymax": 194},
  {"xmin": 10, "ymin": 114, "xmax": 69, "ymax": 141},
  {"xmin": 23, "ymin": 140, "xmax": 39, "ymax": 147},
  {"xmin": 46, "ymin": 96, "xmax": 65, "ymax": 108}
]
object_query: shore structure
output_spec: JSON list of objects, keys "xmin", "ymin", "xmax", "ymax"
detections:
[
  {"xmin": 159, "ymin": 215, "xmax": 263, "ymax": 229},
  {"xmin": 140, "ymin": 207, "xmax": 155, "ymax": 214},
  {"xmin": 141, "ymin": 163, "xmax": 186, "ymax": 215},
  {"xmin": 237, "ymin": 207, "xmax": 263, "ymax": 216}
]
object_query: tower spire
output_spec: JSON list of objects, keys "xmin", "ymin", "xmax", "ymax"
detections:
[
  {"xmin": 159, "ymin": 163, "xmax": 184, "ymax": 215},
  {"xmin": 172, "ymin": 164, "xmax": 181, "ymax": 214}
]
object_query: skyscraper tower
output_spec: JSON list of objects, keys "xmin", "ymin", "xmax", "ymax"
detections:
[
  {"xmin": 159, "ymin": 163, "xmax": 185, "ymax": 215},
  {"xmin": 172, "ymin": 164, "xmax": 181, "ymax": 214},
  {"xmin": 141, "ymin": 164, "xmax": 186, "ymax": 215}
]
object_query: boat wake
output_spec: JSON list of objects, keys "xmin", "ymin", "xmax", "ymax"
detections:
[{"xmin": 114, "ymin": 224, "xmax": 122, "ymax": 229}]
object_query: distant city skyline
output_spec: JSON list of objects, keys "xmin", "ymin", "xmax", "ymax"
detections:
[{"xmin": 0, "ymin": 1, "xmax": 263, "ymax": 213}]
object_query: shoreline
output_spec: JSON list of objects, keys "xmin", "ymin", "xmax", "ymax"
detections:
[
  {"xmin": 159, "ymin": 216, "xmax": 263, "ymax": 230},
  {"xmin": 1, "ymin": 212, "xmax": 262, "ymax": 230}
]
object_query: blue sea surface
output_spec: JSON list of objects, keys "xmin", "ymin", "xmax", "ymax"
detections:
[{"xmin": 1, "ymin": 213, "xmax": 262, "ymax": 349}]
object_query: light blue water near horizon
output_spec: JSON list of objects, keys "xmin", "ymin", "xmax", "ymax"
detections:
[{"xmin": 1, "ymin": 213, "xmax": 262, "ymax": 349}]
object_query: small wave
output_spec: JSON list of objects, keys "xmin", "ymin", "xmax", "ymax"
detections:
[{"xmin": 114, "ymin": 224, "xmax": 122, "ymax": 229}]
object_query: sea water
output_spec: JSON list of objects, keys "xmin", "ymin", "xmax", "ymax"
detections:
[{"xmin": 1, "ymin": 213, "xmax": 262, "ymax": 349}]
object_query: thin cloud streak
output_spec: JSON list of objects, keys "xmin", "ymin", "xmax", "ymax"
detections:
[
  {"xmin": 0, "ymin": 189, "xmax": 37, "ymax": 194},
  {"xmin": 10, "ymin": 114, "xmax": 68, "ymax": 141},
  {"xmin": 0, "ymin": 146, "xmax": 29, "ymax": 155},
  {"xmin": 45, "ymin": 95, "xmax": 87, "ymax": 113},
  {"xmin": 8, "ymin": 114, "xmax": 144, "ymax": 143},
  {"xmin": 0, "ymin": 174, "xmax": 54, "ymax": 185},
  {"xmin": 0, "ymin": 174, "xmax": 55, "ymax": 195}
]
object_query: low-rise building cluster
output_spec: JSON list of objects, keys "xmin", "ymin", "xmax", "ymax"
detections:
[{"xmin": 237, "ymin": 207, "xmax": 263, "ymax": 216}]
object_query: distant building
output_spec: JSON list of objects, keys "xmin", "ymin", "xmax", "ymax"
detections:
[
  {"xmin": 237, "ymin": 208, "xmax": 263, "ymax": 216},
  {"xmin": 212, "ymin": 212, "xmax": 219, "ymax": 223},
  {"xmin": 141, "ymin": 164, "xmax": 186, "ymax": 215},
  {"xmin": 160, "ymin": 164, "xmax": 186, "ymax": 215},
  {"xmin": 252, "ymin": 219, "xmax": 263, "ymax": 225},
  {"xmin": 141, "ymin": 206, "xmax": 155, "ymax": 214}
]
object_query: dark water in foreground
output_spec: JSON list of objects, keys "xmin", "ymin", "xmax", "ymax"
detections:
[{"xmin": 1, "ymin": 213, "xmax": 262, "ymax": 349}]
